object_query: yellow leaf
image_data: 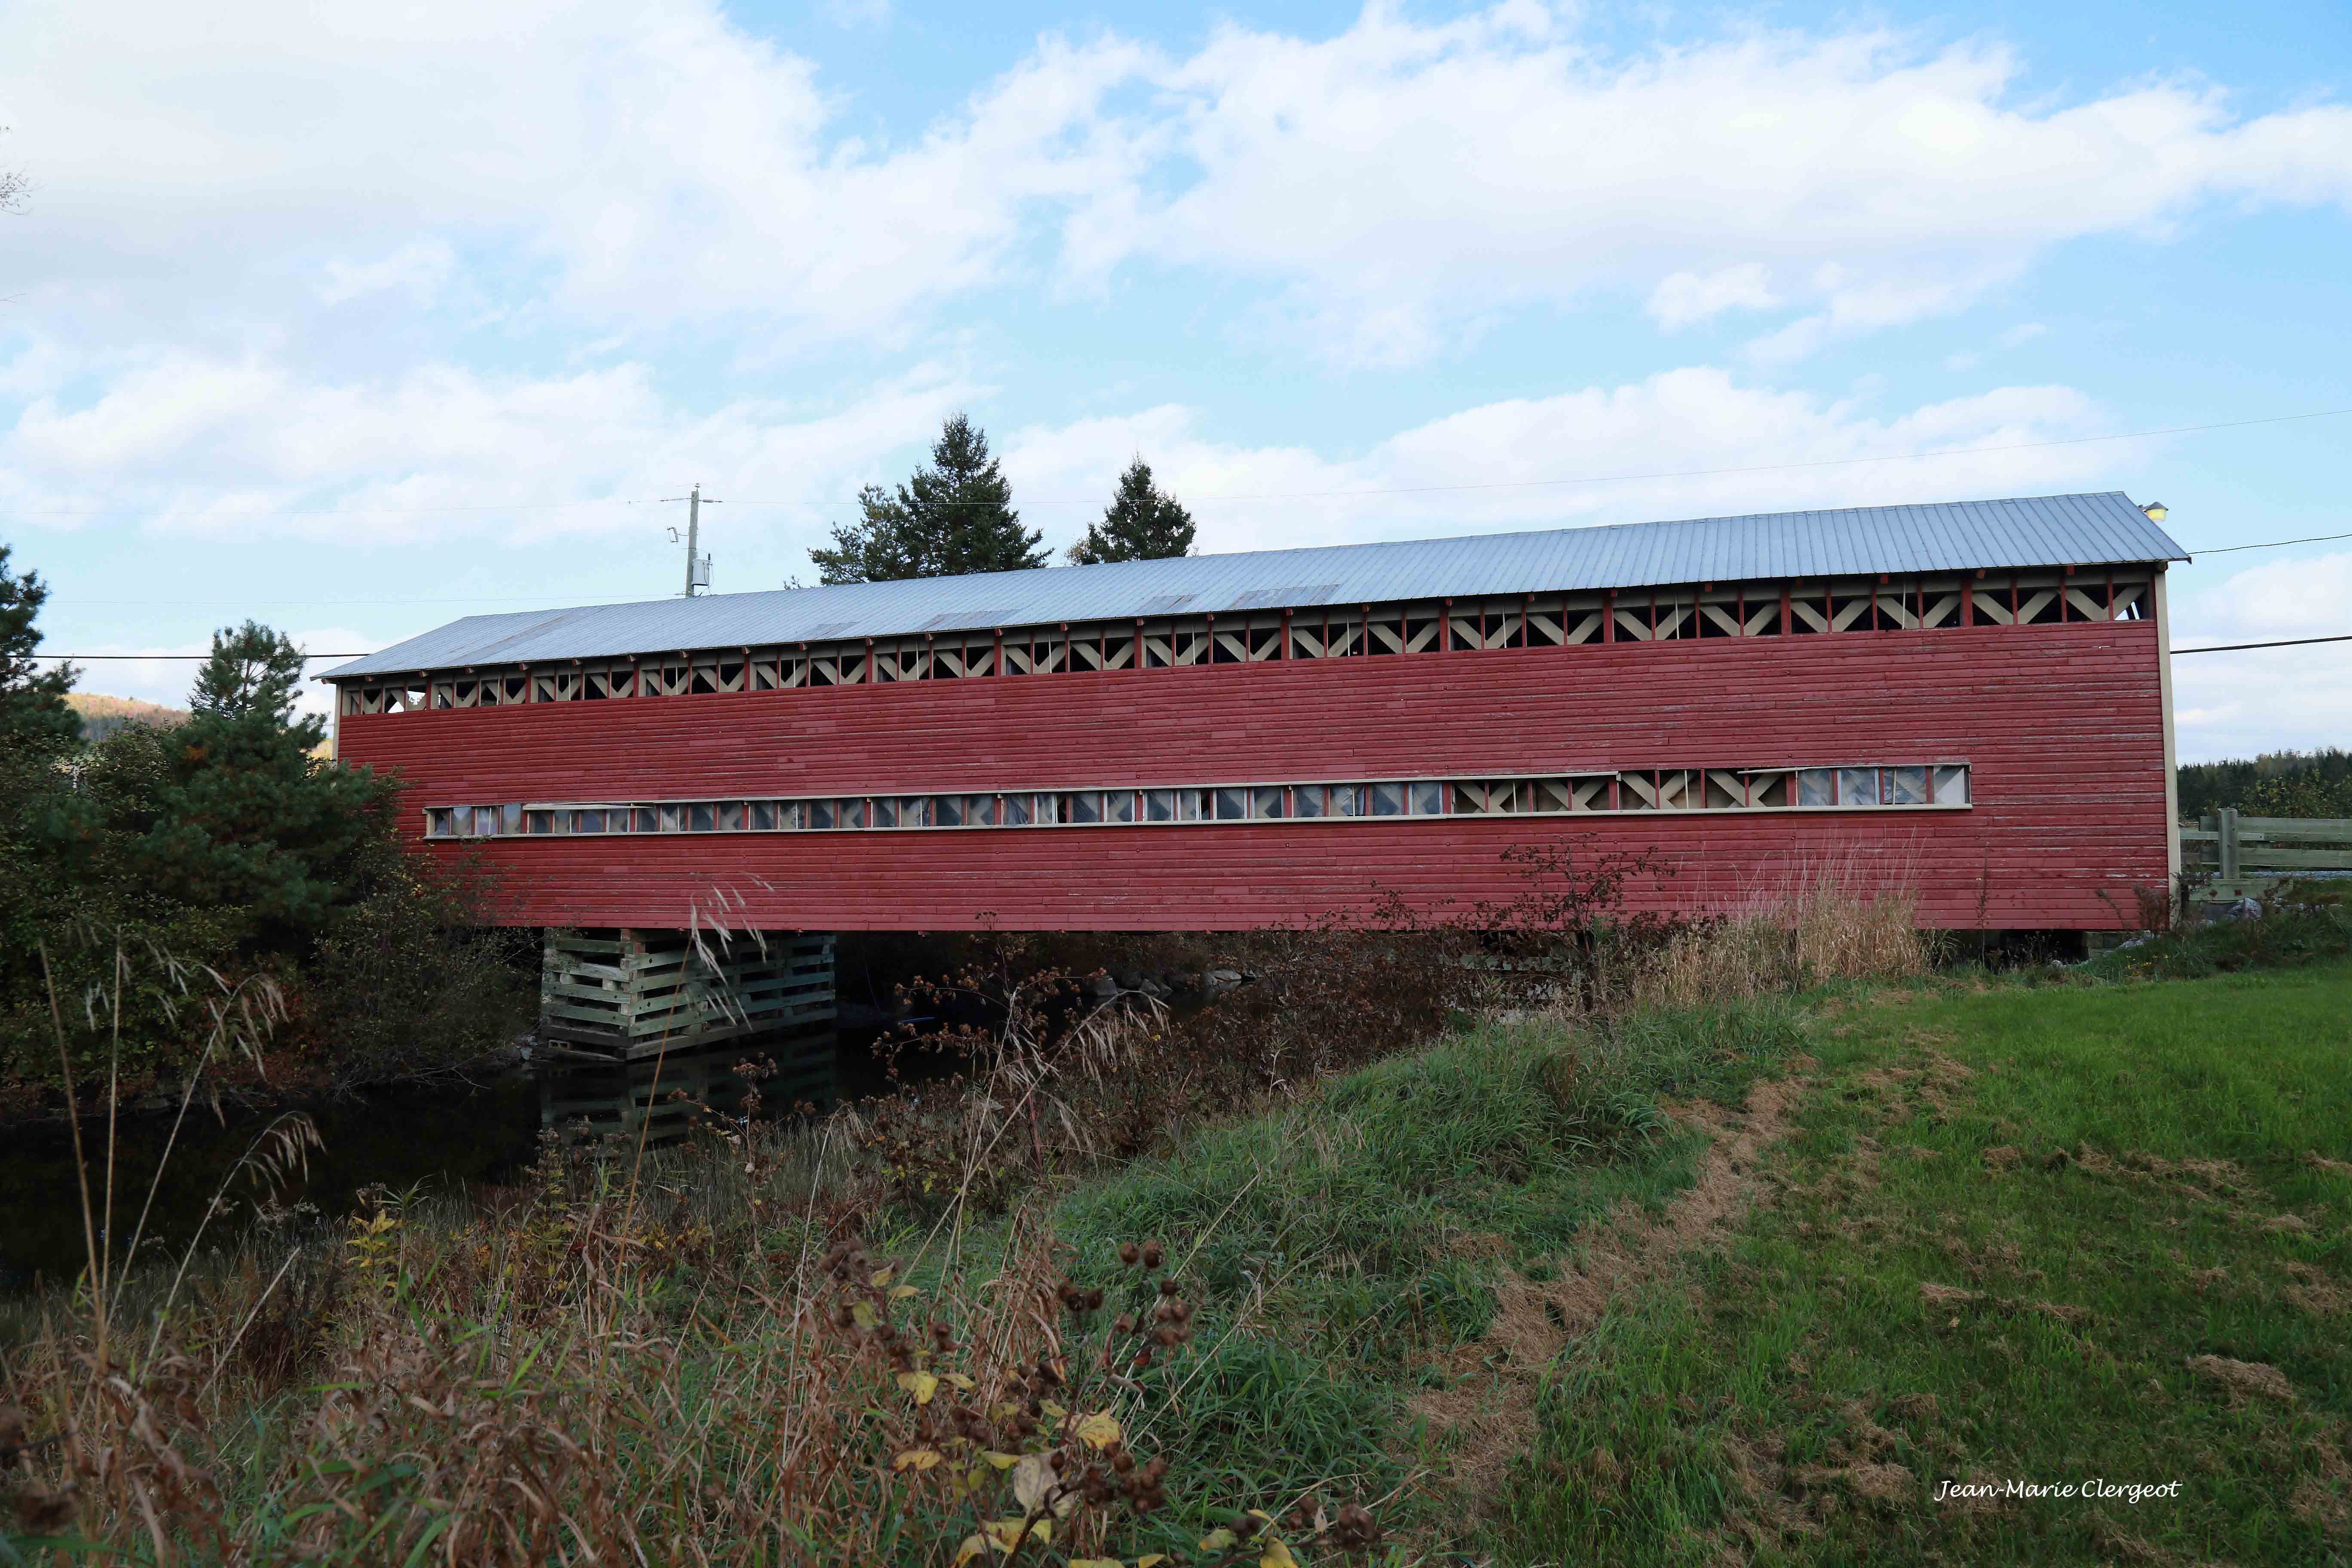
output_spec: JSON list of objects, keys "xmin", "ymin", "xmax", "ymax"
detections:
[
  {"xmin": 1199, "ymin": 1528, "xmax": 1238, "ymax": 1552},
  {"xmin": 1247, "ymin": 1510, "xmax": 1274, "ymax": 1522},
  {"xmin": 981, "ymin": 1451, "xmax": 1021, "ymax": 1470},
  {"xmin": 1072, "ymin": 1411, "xmax": 1121, "ymax": 1450},
  {"xmin": 1041, "ymin": 1400, "xmax": 1068, "ymax": 1420},
  {"xmin": 983, "ymin": 1516, "xmax": 1050, "ymax": 1550},
  {"xmin": 943, "ymin": 1372, "xmax": 976, "ymax": 1390},
  {"xmin": 869, "ymin": 1267, "xmax": 895, "ymax": 1288},
  {"xmin": 893, "ymin": 1448, "xmax": 943, "ymax": 1472},
  {"xmin": 1069, "ymin": 1559, "xmax": 1124, "ymax": 1568},
  {"xmin": 1014, "ymin": 1452, "xmax": 1074, "ymax": 1517},
  {"xmin": 897, "ymin": 1371, "xmax": 941, "ymax": 1405},
  {"xmin": 1259, "ymin": 1541, "xmax": 1300, "ymax": 1568},
  {"xmin": 850, "ymin": 1301, "xmax": 879, "ymax": 1329},
  {"xmin": 890, "ymin": 1284, "xmax": 920, "ymax": 1300},
  {"xmin": 1138, "ymin": 1557, "xmax": 1167, "ymax": 1568},
  {"xmin": 955, "ymin": 1534, "xmax": 989, "ymax": 1566}
]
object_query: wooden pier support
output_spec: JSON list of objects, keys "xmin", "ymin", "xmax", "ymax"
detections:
[{"xmin": 539, "ymin": 926, "xmax": 836, "ymax": 1058}]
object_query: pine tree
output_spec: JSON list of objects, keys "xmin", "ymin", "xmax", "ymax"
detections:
[
  {"xmin": 0, "ymin": 542, "xmax": 81, "ymax": 754},
  {"xmin": 1069, "ymin": 458, "xmax": 1197, "ymax": 565},
  {"xmin": 134, "ymin": 622, "xmax": 397, "ymax": 938},
  {"xmin": 811, "ymin": 413, "xmax": 1046, "ymax": 583}
]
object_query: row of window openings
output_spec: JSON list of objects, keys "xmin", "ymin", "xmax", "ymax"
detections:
[
  {"xmin": 424, "ymin": 765, "xmax": 1968, "ymax": 839},
  {"xmin": 344, "ymin": 573, "xmax": 2151, "ymax": 715}
]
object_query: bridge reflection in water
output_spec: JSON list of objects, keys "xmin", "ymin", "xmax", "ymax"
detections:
[{"xmin": 537, "ymin": 1027, "xmax": 839, "ymax": 1147}]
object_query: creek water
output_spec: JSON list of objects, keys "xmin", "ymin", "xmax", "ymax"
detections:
[{"xmin": 0, "ymin": 1023, "xmax": 899, "ymax": 1294}]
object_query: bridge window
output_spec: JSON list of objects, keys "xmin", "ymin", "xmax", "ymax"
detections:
[{"xmin": 426, "ymin": 763, "xmax": 1969, "ymax": 842}]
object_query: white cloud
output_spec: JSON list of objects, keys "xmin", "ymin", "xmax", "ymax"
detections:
[
  {"xmin": 2166, "ymin": 553, "xmax": 2352, "ymax": 760},
  {"xmin": 1073, "ymin": 14, "xmax": 2352, "ymax": 362},
  {"xmin": 0, "ymin": 0, "xmax": 1149, "ymax": 343},
  {"xmin": 7, "ymin": 4, "xmax": 2346, "ymax": 361},
  {"xmin": 1006, "ymin": 369, "xmax": 2125, "ymax": 554},
  {"xmin": 0, "ymin": 342, "xmax": 983, "ymax": 547},
  {"xmin": 318, "ymin": 241, "xmax": 456, "ymax": 307},
  {"xmin": 6, "ymin": 340, "xmax": 2127, "ymax": 557},
  {"xmin": 1647, "ymin": 264, "xmax": 1779, "ymax": 329}
]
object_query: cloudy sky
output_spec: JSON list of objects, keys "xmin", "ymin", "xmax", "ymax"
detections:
[{"xmin": 3, "ymin": 0, "xmax": 2349, "ymax": 758}]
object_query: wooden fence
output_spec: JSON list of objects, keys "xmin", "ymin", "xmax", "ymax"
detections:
[{"xmin": 2181, "ymin": 811, "xmax": 2352, "ymax": 902}]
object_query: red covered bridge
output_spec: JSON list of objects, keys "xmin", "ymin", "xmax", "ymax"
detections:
[{"xmin": 325, "ymin": 490, "xmax": 2185, "ymax": 946}]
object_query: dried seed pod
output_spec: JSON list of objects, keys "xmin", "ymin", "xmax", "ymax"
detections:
[
  {"xmin": 1119, "ymin": 1241, "xmax": 1140, "ymax": 1266},
  {"xmin": 1142, "ymin": 1241, "xmax": 1164, "ymax": 1268}
]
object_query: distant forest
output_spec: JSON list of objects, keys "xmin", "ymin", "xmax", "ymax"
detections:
[
  {"xmin": 65, "ymin": 692, "xmax": 189, "ymax": 741},
  {"xmin": 2176, "ymin": 748, "xmax": 2352, "ymax": 821}
]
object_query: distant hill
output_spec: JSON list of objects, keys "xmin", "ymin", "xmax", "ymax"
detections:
[{"xmin": 67, "ymin": 692, "xmax": 190, "ymax": 741}]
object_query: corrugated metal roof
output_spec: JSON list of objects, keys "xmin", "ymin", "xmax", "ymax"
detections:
[{"xmin": 322, "ymin": 490, "xmax": 2185, "ymax": 680}]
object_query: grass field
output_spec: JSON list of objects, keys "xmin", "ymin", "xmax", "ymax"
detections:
[
  {"xmin": 6, "ymin": 941, "xmax": 2348, "ymax": 1563},
  {"xmin": 1485, "ymin": 961, "xmax": 2352, "ymax": 1565}
]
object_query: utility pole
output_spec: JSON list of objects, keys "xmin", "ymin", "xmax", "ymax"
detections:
[{"xmin": 660, "ymin": 484, "xmax": 721, "ymax": 596}]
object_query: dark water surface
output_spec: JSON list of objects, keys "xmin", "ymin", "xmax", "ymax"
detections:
[{"xmin": 0, "ymin": 1024, "xmax": 895, "ymax": 1293}]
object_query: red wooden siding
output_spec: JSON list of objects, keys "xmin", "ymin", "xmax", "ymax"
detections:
[{"xmin": 337, "ymin": 620, "xmax": 2168, "ymax": 931}]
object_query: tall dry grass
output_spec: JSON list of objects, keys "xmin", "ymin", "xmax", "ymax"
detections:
[
  {"xmin": 1640, "ymin": 863, "xmax": 1931, "ymax": 1008},
  {"xmin": 1, "ymin": 935, "xmax": 1387, "ymax": 1565}
]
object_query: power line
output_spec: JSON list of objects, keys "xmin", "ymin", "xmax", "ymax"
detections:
[
  {"xmin": 2171, "ymin": 634, "xmax": 2352, "ymax": 655},
  {"xmin": 2193, "ymin": 530, "xmax": 2352, "ymax": 554},
  {"xmin": 6, "ymin": 404, "xmax": 2349, "ymax": 518}
]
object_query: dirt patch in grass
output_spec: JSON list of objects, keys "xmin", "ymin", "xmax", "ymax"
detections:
[
  {"xmin": 1413, "ymin": 1074, "xmax": 1805, "ymax": 1492},
  {"xmin": 2187, "ymin": 1354, "xmax": 2299, "ymax": 1405}
]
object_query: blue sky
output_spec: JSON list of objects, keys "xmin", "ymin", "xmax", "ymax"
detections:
[{"xmin": 2, "ymin": 0, "xmax": 2348, "ymax": 759}]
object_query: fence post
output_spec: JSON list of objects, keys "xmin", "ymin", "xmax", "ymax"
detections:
[{"xmin": 2218, "ymin": 807, "xmax": 2240, "ymax": 885}]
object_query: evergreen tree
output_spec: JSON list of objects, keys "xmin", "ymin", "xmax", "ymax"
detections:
[
  {"xmin": 811, "ymin": 413, "xmax": 1046, "ymax": 583},
  {"xmin": 0, "ymin": 542, "xmax": 81, "ymax": 754},
  {"xmin": 1068, "ymin": 458, "xmax": 1196, "ymax": 565},
  {"xmin": 133, "ymin": 622, "xmax": 398, "ymax": 939}
]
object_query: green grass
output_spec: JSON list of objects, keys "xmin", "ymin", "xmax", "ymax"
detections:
[
  {"xmin": 2082, "ymin": 903, "xmax": 2352, "ymax": 982},
  {"xmin": 1047, "ymin": 1001, "xmax": 1810, "ymax": 1550},
  {"xmin": 1487, "ymin": 960, "xmax": 2352, "ymax": 1565}
]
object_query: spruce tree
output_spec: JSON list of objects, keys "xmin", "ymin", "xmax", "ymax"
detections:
[
  {"xmin": 0, "ymin": 542, "xmax": 81, "ymax": 754},
  {"xmin": 1069, "ymin": 457, "xmax": 1197, "ymax": 565},
  {"xmin": 135, "ymin": 622, "xmax": 396, "ymax": 939},
  {"xmin": 811, "ymin": 413, "xmax": 1046, "ymax": 582}
]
